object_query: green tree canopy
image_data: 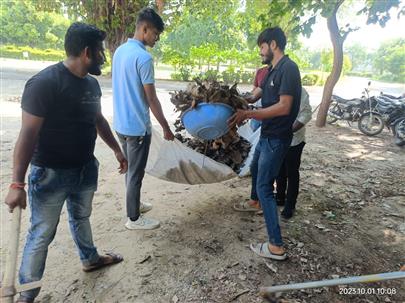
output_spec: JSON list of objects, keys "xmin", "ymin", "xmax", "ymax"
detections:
[
  {"xmin": 32, "ymin": 0, "xmax": 150, "ymax": 55},
  {"xmin": 0, "ymin": 0, "xmax": 70, "ymax": 49},
  {"xmin": 160, "ymin": 1, "xmax": 248, "ymax": 71},
  {"xmin": 321, "ymin": 49, "xmax": 352, "ymax": 74},
  {"xmin": 345, "ymin": 43, "xmax": 372, "ymax": 72},
  {"xmin": 373, "ymin": 38, "xmax": 405, "ymax": 82},
  {"xmin": 263, "ymin": 0, "xmax": 403, "ymax": 126}
]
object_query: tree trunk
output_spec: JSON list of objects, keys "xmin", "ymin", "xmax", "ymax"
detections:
[
  {"xmin": 102, "ymin": 0, "xmax": 151, "ymax": 65},
  {"xmin": 106, "ymin": 30, "xmax": 128, "ymax": 59},
  {"xmin": 156, "ymin": 0, "xmax": 165, "ymax": 14},
  {"xmin": 106, "ymin": 40, "xmax": 119, "ymax": 60},
  {"xmin": 316, "ymin": 1, "xmax": 346, "ymax": 127}
]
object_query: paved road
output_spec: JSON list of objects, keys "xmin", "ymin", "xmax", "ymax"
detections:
[
  {"xmin": 0, "ymin": 58, "xmax": 190, "ymax": 97},
  {"xmin": 0, "ymin": 59, "xmax": 192, "ymax": 119},
  {"xmin": 1, "ymin": 58, "xmax": 404, "ymax": 119}
]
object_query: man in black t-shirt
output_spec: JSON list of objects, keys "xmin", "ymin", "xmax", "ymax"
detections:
[
  {"xmin": 229, "ymin": 27, "xmax": 301, "ymax": 261},
  {"xmin": 4, "ymin": 23, "xmax": 128, "ymax": 303}
]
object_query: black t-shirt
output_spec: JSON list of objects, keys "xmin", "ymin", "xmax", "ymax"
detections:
[
  {"xmin": 21, "ymin": 62, "xmax": 102, "ymax": 168},
  {"xmin": 260, "ymin": 55, "xmax": 301, "ymax": 139}
]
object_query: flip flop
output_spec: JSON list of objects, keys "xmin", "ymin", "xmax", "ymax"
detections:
[
  {"xmin": 82, "ymin": 252, "xmax": 124, "ymax": 272},
  {"xmin": 233, "ymin": 201, "xmax": 261, "ymax": 212},
  {"xmin": 250, "ymin": 243, "xmax": 287, "ymax": 261}
]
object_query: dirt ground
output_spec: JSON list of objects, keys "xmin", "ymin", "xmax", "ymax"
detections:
[{"xmin": 1, "ymin": 112, "xmax": 404, "ymax": 303}]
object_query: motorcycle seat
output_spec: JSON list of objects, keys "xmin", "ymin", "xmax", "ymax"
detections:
[
  {"xmin": 380, "ymin": 95, "xmax": 405, "ymax": 102},
  {"xmin": 339, "ymin": 100, "xmax": 363, "ymax": 108},
  {"xmin": 377, "ymin": 98, "xmax": 397, "ymax": 107},
  {"xmin": 332, "ymin": 95, "xmax": 361, "ymax": 104},
  {"xmin": 378, "ymin": 96, "xmax": 405, "ymax": 105},
  {"xmin": 381, "ymin": 93, "xmax": 400, "ymax": 99},
  {"xmin": 377, "ymin": 103, "xmax": 396, "ymax": 110}
]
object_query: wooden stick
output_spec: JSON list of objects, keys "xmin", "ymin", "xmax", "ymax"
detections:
[
  {"xmin": 15, "ymin": 281, "xmax": 42, "ymax": 293},
  {"xmin": 2, "ymin": 207, "xmax": 22, "ymax": 303}
]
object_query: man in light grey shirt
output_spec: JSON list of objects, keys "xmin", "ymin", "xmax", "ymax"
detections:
[{"xmin": 276, "ymin": 87, "xmax": 312, "ymax": 219}]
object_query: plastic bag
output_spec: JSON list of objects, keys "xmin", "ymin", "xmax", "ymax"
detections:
[
  {"xmin": 146, "ymin": 128, "xmax": 236, "ymax": 184},
  {"xmin": 237, "ymin": 124, "xmax": 260, "ymax": 177},
  {"xmin": 146, "ymin": 124, "xmax": 260, "ymax": 184}
]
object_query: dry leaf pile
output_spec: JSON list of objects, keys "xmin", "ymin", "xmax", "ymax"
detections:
[
  {"xmin": 170, "ymin": 79, "xmax": 248, "ymax": 116},
  {"xmin": 170, "ymin": 79, "xmax": 251, "ymax": 172}
]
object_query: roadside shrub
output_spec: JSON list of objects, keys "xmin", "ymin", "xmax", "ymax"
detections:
[
  {"xmin": 240, "ymin": 71, "xmax": 254, "ymax": 84},
  {"xmin": 222, "ymin": 70, "xmax": 240, "ymax": 83},
  {"xmin": 0, "ymin": 44, "xmax": 64, "ymax": 61},
  {"xmin": 171, "ymin": 67, "xmax": 253, "ymax": 84},
  {"xmin": 347, "ymin": 71, "xmax": 373, "ymax": 78},
  {"xmin": 179, "ymin": 66, "xmax": 192, "ymax": 81},
  {"xmin": 317, "ymin": 77, "xmax": 326, "ymax": 86},
  {"xmin": 221, "ymin": 69, "xmax": 254, "ymax": 84},
  {"xmin": 170, "ymin": 72, "xmax": 182, "ymax": 81},
  {"xmin": 200, "ymin": 69, "xmax": 220, "ymax": 81},
  {"xmin": 170, "ymin": 66, "xmax": 192, "ymax": 81},
  {"xmin": 301, "ymin": 73, "xmax": 319, "ymax": 86},
  {"xmin": 377, "ymin": 73, "xmax": 405, "ymax": 83}
]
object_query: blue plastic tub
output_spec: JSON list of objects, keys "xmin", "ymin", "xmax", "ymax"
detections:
[{"xmin": 181, "ymin": 102, "xmax": 235, "ymax": 140}]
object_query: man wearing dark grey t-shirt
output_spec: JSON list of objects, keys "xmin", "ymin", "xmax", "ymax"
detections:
[{"xmin": 4, "ymin": 23, "xmax": 127, "ymax": 303}]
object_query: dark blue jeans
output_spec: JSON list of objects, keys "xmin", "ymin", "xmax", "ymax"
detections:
[
  {"xmin": 250, "ymin": 137, "xmax": 291, "ymax": 246},
  {"xmin": 19, "ymin": 158, "xmax": 100, "ymax": 301}
]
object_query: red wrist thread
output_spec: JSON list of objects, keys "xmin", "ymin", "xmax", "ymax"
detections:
[{"xmin": 10, "ymin": 182, "xmax": 26, "ymax": 189}]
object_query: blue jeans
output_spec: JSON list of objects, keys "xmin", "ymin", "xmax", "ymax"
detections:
[
  {"xmin": 250, "ymin": 137, "xmax": 291, "ymax": 246},
  {"xmin": 19, "ymin": 158, "xmax": 100, "ymax": 301}
]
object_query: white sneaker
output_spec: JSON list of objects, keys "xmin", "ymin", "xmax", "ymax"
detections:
[
  {"xmin": 140, "ymin": 202, "xmax": 153, "ymax": 213},
  {"xmin": 125, "ymin": 216, "xmax": 160, "ymax": 230}
]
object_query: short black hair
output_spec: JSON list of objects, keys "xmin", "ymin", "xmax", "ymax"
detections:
[
  {"xmin": 64, "ymin": 22, "xmax": 106, "ymax": 57},
  {"xmin": 257, "ymin": 27, "xmax": 287, "ymax": 51},
  {"xmin": 136, "ymin": 7, "xmax": 164, "ymax": 32}
]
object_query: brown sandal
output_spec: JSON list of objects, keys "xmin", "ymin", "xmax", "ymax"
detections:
[
  {"xmin": 83, "ymin": 252, "xmax": 124, "ymax": 272},
  {"xmin": 233, "ymin": 200, "xmax": 261, "ymax": 212}
]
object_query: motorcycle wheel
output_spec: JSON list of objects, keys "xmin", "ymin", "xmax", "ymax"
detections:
[
  {"xmin": 327, "ymin": 102, "xmax": 339, "ymax": 124},
  {"xmin": 394, "ymin": 120, "xmax": 405, "ymax": 146},
  {"xmin": 394, "ymin": 137, "xmax": 405, "ymax": 147},
  {"xmin": 358, "ymin": 112, "xmax": 384, "ymax": 136}
]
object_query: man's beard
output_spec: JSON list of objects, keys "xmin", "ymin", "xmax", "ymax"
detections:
[
  {"xmin": 88, "ymin": 61, "xmax": 102, "ymax": 76},
  {"xmin": 88, "ymin": 49, "xmax": 104, "ymax": 76},
  {"xmin": 261, "ymin": 49, "xmax": 273, "ymax": 65}
]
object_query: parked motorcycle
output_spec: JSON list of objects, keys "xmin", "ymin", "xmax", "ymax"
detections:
[
  {"xmin": 327, "ymin": 82, "xmax": 405, "ymax": 146},
  {"xmin": 327, "ymin": 82, "xmax": 376, "ymax": 125},
  {"xmin": 358, "ymin": 95, "xmax": 405, "ymax": 145}
]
